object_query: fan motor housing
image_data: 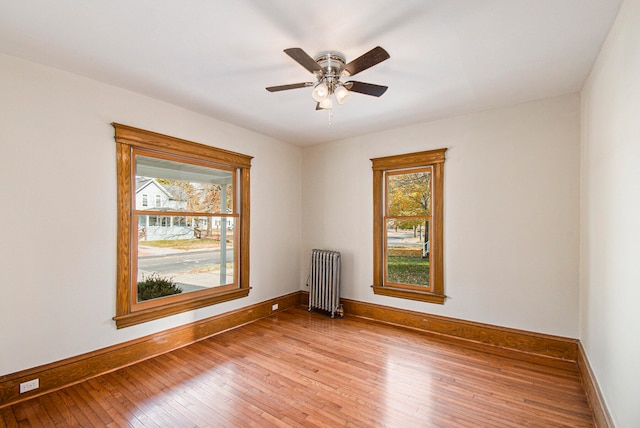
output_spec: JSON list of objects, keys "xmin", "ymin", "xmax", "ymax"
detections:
[{"xmin": 314, "ymin": 51, "xmax": 346, "ymax": 77}]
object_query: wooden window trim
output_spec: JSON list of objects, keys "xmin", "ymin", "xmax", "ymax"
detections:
[
  {"xmin": 113, "ymin": 123, "xmax": 252, "ymax": 328},
  {"xmin": 371, "ymin": 148, "xmax": 446, "ymax": 304}
]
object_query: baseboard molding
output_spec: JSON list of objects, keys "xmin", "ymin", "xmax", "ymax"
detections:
[
  {"xmin": 336, "ymin": 296, "xmax": 579, "ymax": 360},
  {"xmin": 577, "ymin": 342, "xmax": 614, "ymax": 428},
  {"xmin": 0, "ymin": 291, "xmax": 301, "ymax": 408}
]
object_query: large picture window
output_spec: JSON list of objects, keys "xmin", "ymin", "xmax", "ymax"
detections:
[
  {"xmin": 113, "ymin": 124, "xmax": 252, "ymax": 328},
  {"xmin": 371, "ymin": 149, "xmax": 446, "ymax": 304}
]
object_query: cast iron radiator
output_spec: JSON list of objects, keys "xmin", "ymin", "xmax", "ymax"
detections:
[{"xmin": 308, "ymin": 249, "xmax": 343, "ymax": 318}]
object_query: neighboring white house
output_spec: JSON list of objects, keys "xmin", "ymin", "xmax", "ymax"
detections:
[{"xmin": 136, "ymin": 178, "xmax": 193, "ymax": 241}]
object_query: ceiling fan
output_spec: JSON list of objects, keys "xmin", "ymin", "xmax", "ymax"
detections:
[{"xmin": 266, "ymin": 46, "xmax": 390, "ymax": 110}]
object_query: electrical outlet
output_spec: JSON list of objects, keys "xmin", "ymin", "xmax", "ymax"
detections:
[
  {"xmin": 19, "ymin": 378, "xmax": 39, "ymax": 394},
  {"xmin": 271, "ymin": 303, "xmax": 279, "ymax": 311}
]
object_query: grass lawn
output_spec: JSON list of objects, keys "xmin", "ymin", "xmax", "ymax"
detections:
[{"xmin": 387, "ymin": 255, "xmax": 430, "ymax": 287}]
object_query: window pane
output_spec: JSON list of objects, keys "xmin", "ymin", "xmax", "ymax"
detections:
[
  {"xmin": 387, "ymin": 169, "xmax": 431, "ymax": 216},
  {"xmin": 135, "ymin": 155, "xmax": 234, "ymax": 213},
  {"xmin": 137, "ymin": 216, "xmax": 235, "ymax": 302},
  {"xmin": 385, "ymin": 218, "xmax": 430, "ymax": 287}
]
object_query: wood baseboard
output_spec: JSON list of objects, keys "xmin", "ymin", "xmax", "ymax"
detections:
[
  {"xmin": 0, "ymin": 291, "xmax": 301, "ymax": 408},
  {"xmin": 577, "ymin": 342, "xmax": 614, "ymax": 428},
  {"xmin": 337, "ymin": 296, "xmax": 579, "ymax": 360}
]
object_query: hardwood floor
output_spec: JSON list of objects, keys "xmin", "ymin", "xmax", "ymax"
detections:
[{"xmin": 1, "ymin": 306, "xmax": 594, "ymax": 427}]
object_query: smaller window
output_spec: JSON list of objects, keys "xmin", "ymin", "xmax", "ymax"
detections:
[
  {"xmin": 155, "ymin": 194, "xmax": 161, "ymax": 207},
  {"xmin": 142, "ymin": 194, "xmax": 148, "ymax": 207},
  {"xmin": 371, "ymin": 149, "xmax": 446, "ymax": 304}
]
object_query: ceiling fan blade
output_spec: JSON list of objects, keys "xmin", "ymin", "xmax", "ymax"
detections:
[
  {"xmin": 284, "ymin": 48, "xmax": 323, "ymax": 74},
  {"xmin": 343, "ymin": 46, "xmax": 390, "ymax": 77},
  {"xmin": 266, "ymin": 82, "xmax": 314, "ymax": 92},
  {"xmin": 345, "ymin": 81, "xmax": 388, "ymax": 97}
]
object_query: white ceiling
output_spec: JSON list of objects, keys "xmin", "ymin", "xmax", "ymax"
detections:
[{"xmin": 0, "ymin": 0, "xmax": 622, "ymax": 146}]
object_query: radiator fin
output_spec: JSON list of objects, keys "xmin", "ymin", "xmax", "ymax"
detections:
[{"xmin": 308, "ymin": 249, "xmax": 342, "ymax": 318}]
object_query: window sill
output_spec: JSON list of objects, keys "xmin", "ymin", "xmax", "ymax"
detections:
[
  {"xmin": 372, "ymin": 285, "xmax": 445, "ymax": 304},
  {"xmin": 113, "ymin": 287, "xmax": 251, "ymax": 328}
]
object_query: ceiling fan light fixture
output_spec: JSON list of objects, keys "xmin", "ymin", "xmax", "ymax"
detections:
[
  {"xmin": 319, "ymin": 97, "xmax": 333, "ymax": 110},
  {"xmin": 334, "ymin": 85, "xmax": 351, "ymax": 105},
  {"xmin": 312, "ymin": 82, "xmax": 329, "ymax": 102},
  {"xmin": 267, "ymin": 46, "xmax": 389, "ymax": 112}
]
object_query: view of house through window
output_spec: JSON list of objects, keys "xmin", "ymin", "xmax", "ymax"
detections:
[{"xmin": 135, "ymin": 154, "xmax": 237, "ymax": 303}]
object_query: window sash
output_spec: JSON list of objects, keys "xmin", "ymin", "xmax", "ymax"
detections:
[
  {"xmin": 383, "ymin": 166, "xmax": 433, "ymax": 291},
  {"xmin": 383, "ymin": 215, "xmax": 432, "ymax": 291},
  {"xmin": 134, "ymin": 150, "xmax": 237, "ymax": 215},
  {"xmin": 132, "ymin": 213, "xmax": 240, "ymax": 311}
]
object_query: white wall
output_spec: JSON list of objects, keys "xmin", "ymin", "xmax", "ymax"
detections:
[
  {"xmin": 0, "ymin": 53, "xmax": 302, "ymax": 375},
  {"xmin": 581, "ymin": 0, "xmax": 640, "ymax": 426},
  {"xmin": 302, "ymin": 94, "xmax": 581, "ymax": 337}
]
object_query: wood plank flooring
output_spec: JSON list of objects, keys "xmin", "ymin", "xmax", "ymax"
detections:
[{"xmin": 1, "ymin": 306, "xmax": 594, "ymax": 427}]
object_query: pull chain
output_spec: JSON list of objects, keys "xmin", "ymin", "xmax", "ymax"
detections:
[{"xmin": 327, "ymin": 109, "xmax": 333, "ymax": 127}]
